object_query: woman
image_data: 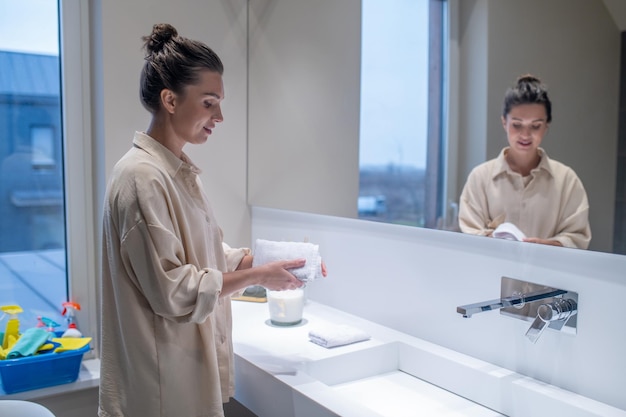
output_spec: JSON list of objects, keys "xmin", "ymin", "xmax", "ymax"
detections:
[
  {"xmin": 458, "ymin": 74, "xmax": 591, "ymax": 249},
  {"xmin": 99, "ymin": 23, "xmax": 316, "ymax": 417}
]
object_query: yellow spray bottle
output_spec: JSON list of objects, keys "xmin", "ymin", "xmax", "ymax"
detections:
[{"xmin": 1, "ymin": 305, "xmax": 23, "ymax": 350}]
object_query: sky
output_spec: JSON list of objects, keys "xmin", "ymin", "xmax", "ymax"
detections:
[
  {"xmin": 0, "ymin": 0, "xmax": 58, "ymax": 55},
  {"xmin": 0, "ymin": 0, "xmax": 430, "ymax": 169},
  {"xmin": 360, "ymin": 0, "xmax": 429, "ymax": 169}
]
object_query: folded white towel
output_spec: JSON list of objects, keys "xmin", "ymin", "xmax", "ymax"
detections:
[
  {"xmin": 308, "ymin": 324, "xmax": 371, "ymax": 348},
  {"xmin": 252, "ymin": 239, "xmax": 323, "ymax": 282},
  {"xmin": 493, "ymin": 222, "xmax": 526, "ymax": 241}
]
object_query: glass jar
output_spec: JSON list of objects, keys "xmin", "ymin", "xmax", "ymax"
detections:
[{"xmin": 267, "ymin": 288, "xmax": 305, "ymax": 326}]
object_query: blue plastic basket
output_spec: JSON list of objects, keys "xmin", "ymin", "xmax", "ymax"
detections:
[{"xmin": 0, "ymin": 343, "xmax": 90, "ymax": 394}]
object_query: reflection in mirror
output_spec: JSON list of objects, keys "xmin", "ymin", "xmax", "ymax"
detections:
[
  {"xmin": 247, "ymin": 0, "xmax": 624, "ymax": 255},
  {"xmin": 359, "ymin": 0, "xmax": 621, "ymax": 254},
  {"xmin": 359, "ymin": 0, "xmax": 444, "ymax": 229},
  {"xmin": 457, "ymin": 75, "xmax": 591, "ymax": 250}
]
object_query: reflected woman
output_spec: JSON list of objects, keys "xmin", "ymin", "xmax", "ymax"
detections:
[{"xmin": 458, "ymin": 74, "xmax": 591, "ymax": 249}]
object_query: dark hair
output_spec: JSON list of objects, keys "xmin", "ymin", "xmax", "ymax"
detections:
[
  {"xmin": 502, "ymin": 74, "xmax": 552, "ymax": 123},
  {"xmin": 139, "ymin": 23, "xmax": 224, "ymax": 113}
]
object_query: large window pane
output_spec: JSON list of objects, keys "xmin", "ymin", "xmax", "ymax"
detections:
[
  {"xmin": 0, "ymin": 0, "xmax": 67, "ymax": 328},
  {"xmin": 359, "ymin": 0, "xmax": 446, "ymax": 227}
]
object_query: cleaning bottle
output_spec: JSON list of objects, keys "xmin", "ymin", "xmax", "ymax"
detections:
[
  {"xmin": 39, "ymin": 317, "xmax": 61, "ymax": 334},
  {"xmin": 1, "ymin": 305, "xmax": 23, "ymax": 350},
  {"xmin": 61, "ymin": 301, "xmax": 82, "ymax": 337}
]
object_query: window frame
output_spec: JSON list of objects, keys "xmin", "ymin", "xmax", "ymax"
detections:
[
  {"xmin": 423, "ymin": 0, "xmax": 447, "ymax": 229},
  {"xmin": 59, "ymin": 0, "xmax": 98, "ymax": 359}
]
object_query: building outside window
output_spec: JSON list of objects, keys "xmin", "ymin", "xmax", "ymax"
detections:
[{"xmin": 0, "ymin": 0, "xmax": 96, "ymax": 342}]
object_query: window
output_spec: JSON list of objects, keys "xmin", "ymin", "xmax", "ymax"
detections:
[
  {"xmin": 0, "ymin": 0, "xmax": 96, "ymax": 356},
  {"xmin": 359, "ymin": 0, "xmax": 447, "ymax": 228},
  {"xmin": 31, "ymin": 126, "xmax": 57, "ymax": 167}
]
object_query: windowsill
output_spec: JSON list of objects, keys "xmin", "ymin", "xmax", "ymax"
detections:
[{"xmin": 0, "ymin": 358, "xmax": 100, "ymax": 400}]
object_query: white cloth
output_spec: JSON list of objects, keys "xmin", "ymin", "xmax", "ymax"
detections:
[
  {"xmin": 492, "ymin": 222, "xmax": 526, "ymax": 241},
  {"xmin": 252, "ymin": 239, "xmax": 322, "ymax": 282},
  {"xmin": 308, "ymin": 324, "xmax": 371, "ymax": 348}
]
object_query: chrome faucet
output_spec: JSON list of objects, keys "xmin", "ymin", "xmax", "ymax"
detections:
[
  {"xmin": 456, "ymin": 287, "xmax": 567, "ymax": 318},
  {"xmin": 456, "ymin": 277, "xmax": 578, "ymax": 342},
  {"xmin": 525, "ymin": 298, "xmax": 578, "ymax": 343}
]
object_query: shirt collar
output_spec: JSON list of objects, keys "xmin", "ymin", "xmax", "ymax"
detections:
[
  {"xmin": 491, "ymin": 147, "xmax": 553, "ymax": 179},
  {"xmin": 132, "ymin": 131, "xmax": 202, "ymax": 177}
]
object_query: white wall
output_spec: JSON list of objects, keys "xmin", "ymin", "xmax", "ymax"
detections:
[
  {"xmin": 35, "ymin": 388, "xmax": 99, "ymax": 417},
  {"xmin": 604, "ymin": 0, "xmax": 626, "ymax": 30},
  {"xmin": 95, "ymin": 0, "xmax": 250, "ymax": 247},
  {"xmin": 247, "ymin": 0, "xmax": 361, "ymax": 219},
  {"xmin": 252, "ymin": 206, "xmax": 626, "ymax": 412}
]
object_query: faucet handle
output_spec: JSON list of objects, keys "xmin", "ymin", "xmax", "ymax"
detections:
[{"xmin": 525, "ymin": 298, "xmax": 578, "ymax": 344}]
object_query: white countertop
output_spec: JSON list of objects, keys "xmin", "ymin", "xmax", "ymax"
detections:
[
  {"xmin": 232, "ymin": 299, "xmax": 500, "ymax": 417},
  {"xmin": 2, "ymin": 299, "xmax": 624, "ymax": 417},
  {"xmin": 231, "ymin": 299, "xmax": 626, "ymax": 417}
]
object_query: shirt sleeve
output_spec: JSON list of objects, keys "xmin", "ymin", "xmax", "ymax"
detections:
[
  {"xmin": 116, "ymin": 164, "xmax": 224, "ymax": 324},
  {"xmin": 121, "ymin": 221, "xmax": 223, "ymax": 324},
  {"xmin": 458, "ymin": 167, "xmax": 495, "ymax": 236},
  {"xmin": 222, "ymin": 241, "xmax": 251, "ymax": 272},
  {"xmin": 550, "ymin": 171, "xmax": 592, "ymax": 249}
]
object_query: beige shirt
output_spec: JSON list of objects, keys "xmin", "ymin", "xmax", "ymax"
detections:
[
  {"xmin": 99, "ymin": 132, "xmax": 248, "ymax": 417},
  {"xmin": 458, "ymin": 148, "xmax": 591, "ymax": 249}
]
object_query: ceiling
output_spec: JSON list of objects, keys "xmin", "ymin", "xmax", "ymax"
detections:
[{"xmin": 603, "ymin": 0, "xmax": 626, "ymax": 31}]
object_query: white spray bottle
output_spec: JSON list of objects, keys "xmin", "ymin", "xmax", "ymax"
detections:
[{"xmin": 61, "ymin": 301, "xmax": 82, "ymax": 338}]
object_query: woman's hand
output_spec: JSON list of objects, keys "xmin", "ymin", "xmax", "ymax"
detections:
[
  {"xmin": 257, "ymin": 259, "xmax": 306, "ymax": 291},
  {"xmin": 523, "ymin": 237, "xmax": 563, "ymax": 246}
]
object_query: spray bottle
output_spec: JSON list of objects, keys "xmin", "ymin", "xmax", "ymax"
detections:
[
  {"xmin": 1, "ymin": 305, "xmax": 23, "ymax": 350},
  {"xmin": 61, "ymin": 301, "xmax": 82, "ymax": 337},
  {"xmin": 38, "ymin": 317, "xmax": 60, "ymax": 333}
]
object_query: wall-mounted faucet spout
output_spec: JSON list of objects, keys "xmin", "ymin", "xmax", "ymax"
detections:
[
  {"xmin": 456, "ymin": 276, "xmax": 579, "ymax": 342},
  {"xmin": 457, "ymin": 287, "xmax": 567, "ymax": 318}
]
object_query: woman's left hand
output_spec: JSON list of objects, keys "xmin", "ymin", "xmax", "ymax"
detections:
[{"xmin": 523, "ymin": 237, "xmax": 563, "ymax": 247}]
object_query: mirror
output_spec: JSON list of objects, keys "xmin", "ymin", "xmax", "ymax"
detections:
[{"xmin": 247, "ymin": 0, "xmax": 624, "ymax": 255}]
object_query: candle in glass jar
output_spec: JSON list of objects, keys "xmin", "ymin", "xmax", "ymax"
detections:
[{"xmin": 267, "ymin": 288, "xmax": 304, "ymax": 326}]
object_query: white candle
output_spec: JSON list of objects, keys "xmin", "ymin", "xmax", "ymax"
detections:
[{"xmin": 267, "ymin": 288, "xmax": 304, "ymax": 325}]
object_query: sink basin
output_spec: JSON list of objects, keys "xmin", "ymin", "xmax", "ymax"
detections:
[
  {"xmin": 300, "ymin": 342, "xmax": 502, "ymax": 417},
  {"xmin": 297, "ymin": 341, "xmax": 626, "ymax": 417}
]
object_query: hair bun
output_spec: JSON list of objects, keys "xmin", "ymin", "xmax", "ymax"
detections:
[
  {"xmin": 516, "ymin": 73, "xmax": 541, "ymax": 86},
  {"xmin": 143, "ymin": 23, "xmax": 178, "ymax": 55}
]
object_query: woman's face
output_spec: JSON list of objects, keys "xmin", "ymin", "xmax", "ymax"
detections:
[
  {"xmin": 501, "ymin": 103, "xmax": 549, "ymax": 158},
  {"xmin": 169, "ymin": 70, "xmax": 224, "ymax": 146}
]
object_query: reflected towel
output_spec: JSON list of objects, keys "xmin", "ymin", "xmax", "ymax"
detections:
[
  {"xmin": 309, "ymin": 324, "xmax": 371, "ymax": 348},
  {"xmin": 252, "ymin": 239, "xmax": 323, "ymax": 282},
  {"xmin": 6, "ymin": 328, "xmax": 50, "ymax": 359}
]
